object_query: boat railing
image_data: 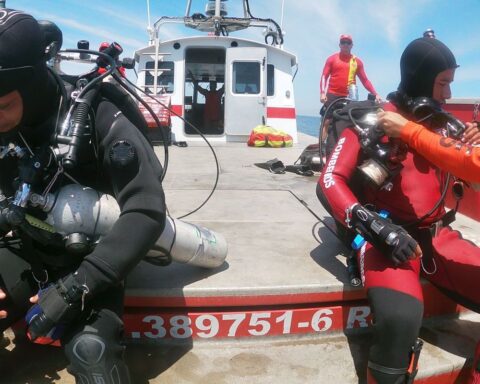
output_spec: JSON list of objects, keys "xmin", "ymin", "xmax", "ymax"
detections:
[
  {"xmin": 150, "ymin": 15, "xmax": 282, "ymax": 47},
  {"xmin": 144, "ymin": 0, "xmax": 284, "ymax": 47},
  {"xmin": 149, "ymin": 14, "xmax": 283, "ymax": 47},
  {"xmin": 138, "ymin": 52, "xmax": 172, "ymax": 95}
]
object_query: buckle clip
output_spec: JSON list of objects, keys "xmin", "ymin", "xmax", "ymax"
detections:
[
  {"xmin": 430, "ymin": 221, "xmax": 442, "ymax": 237},
  {"xmin": 406, "ymin": 338, "xmax": 423, "ymax": 384}
]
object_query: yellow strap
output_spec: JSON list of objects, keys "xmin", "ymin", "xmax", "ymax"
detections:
[
  {"xmin": 347, "ymin": 55, "xmax": 357, "ymax": 86},
  {"xmin": 25, "ymin": 214, "xmax": 55, "ymax": 233},
  {"xmin": 253, "ymin": 125, "xmax": 277, "ymax": 134}
]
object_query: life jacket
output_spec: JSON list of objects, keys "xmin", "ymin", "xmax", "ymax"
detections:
[{"xmin": 247, "ymin": 125, "xmax": 293, "ymax": 148}]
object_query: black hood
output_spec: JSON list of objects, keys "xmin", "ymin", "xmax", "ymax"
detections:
[
  {"xmin": 0, "ymin": 9, "xmax": 59, "ymax": 128},
  {"xmin": 398, "ymin": 37, "xmax": 458, "ymax": 98}
]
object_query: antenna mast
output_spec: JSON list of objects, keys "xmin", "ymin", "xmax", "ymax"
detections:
[
  {"xmin": 280, "ymin": 0, "xmax": 285, "ymax": 30},
  {"xmin": 185, "ymin": 0, "xmax": 192, "ymax": 17},
  {"xmin": 146, "ymin": 0, "xmax": 155, "ymax": 45}
]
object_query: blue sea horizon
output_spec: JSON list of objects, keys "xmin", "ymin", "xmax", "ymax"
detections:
[{"xmin": 297, "ymin": 115, "xmax": 320, "ymax": 138}]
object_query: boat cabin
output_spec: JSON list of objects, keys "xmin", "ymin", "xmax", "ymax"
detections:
[{"xmin": 134, "ymin": 1, "xmax": 298, "ymax": 143}]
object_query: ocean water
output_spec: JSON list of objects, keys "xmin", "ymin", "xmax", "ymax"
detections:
[{"xmin": 297, "ymin": 115, "xmax": 321, "ymax": 138}]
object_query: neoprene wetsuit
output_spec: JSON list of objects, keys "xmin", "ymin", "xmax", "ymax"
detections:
[
  {"xmin": 0, "ymin": 10, "xmax": 166, "ymax": 384},
  {"xmin": 318, "ymin": 37, "xmax": 480, "ymax": 384},
  {"xmin": 319, "ymin": 101, "xmax": 480, "ymax": 383}
]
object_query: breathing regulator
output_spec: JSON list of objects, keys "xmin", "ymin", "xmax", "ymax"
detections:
[{"xmin": 331, "ymin": 94, "xmax": 466, "ymax": 189}]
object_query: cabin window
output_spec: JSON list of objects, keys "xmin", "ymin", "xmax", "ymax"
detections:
[
  {"xmin": 145, "ymin": 61, "xmax": 174, "ymax": 94},
  {"xmin": 232, "ymin": 61, "xmax": 260, "ymax": 94},
  {"xmin": 267, "ymin": 64, "xmax": 274, "ymax": 96}
]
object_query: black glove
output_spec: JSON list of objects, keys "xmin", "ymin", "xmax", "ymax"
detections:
[
  {"xmin": 27, "ymin": 273, "xmax": 88, "ymax": 340},
  {"xmin": 349, "ymin": 204, "xmax": 420, "ymax": 265},
  {"xmin": 0, "ymin": 203, "xmax": 24, "ymax": 238}
]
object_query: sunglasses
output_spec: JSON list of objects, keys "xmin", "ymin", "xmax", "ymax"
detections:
[{"xmin": 340, "ymin": 41, "xmax": 352, "ymax": 45}]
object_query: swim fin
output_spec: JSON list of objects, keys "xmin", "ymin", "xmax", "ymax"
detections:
[
  {"xmin": 285, "ymin": 164, "xmax": 314, "ymax": 176},
  {"xmin": 255, "ymin": 158, "xmax": 286, "ymax": 174}
]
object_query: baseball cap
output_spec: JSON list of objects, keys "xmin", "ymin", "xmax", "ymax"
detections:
[
  {"xmin": 0, "ymin": 9, "xmax": 46, "ymax": 96},
  {"xmin": 339, "ymin": 34, "xmax": 353, "ymax": 43}
]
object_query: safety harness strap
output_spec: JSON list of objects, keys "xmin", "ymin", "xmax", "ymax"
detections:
[
  {"xmin": 369, "ymin": 338, "xmax": 423, "ymax": 383},
  {"xmin": 368, "ymin": 361, "xmax": 408, "ymax": 376}
]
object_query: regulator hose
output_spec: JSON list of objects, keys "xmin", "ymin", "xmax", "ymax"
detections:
[{"xmin": 61, "ymin": 87, "xmax": 98, "ymax": 169}]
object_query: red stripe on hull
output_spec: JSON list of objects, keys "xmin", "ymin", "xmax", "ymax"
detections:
[
  {"xmin": 125, "ymin": 289, "xmax": 366, "ymax": 308},
  {"xmin": 267, "ymin": 107, "xmax": 296, "ymax": 119},
  {"xmin": 415, "ymin": 368, "xmax": 469, "ymax": 384},
  {"xmin": 122, "ymin": 286, "xmax": 463, "ymax": 341},
  {"xmin": 168, "ymin": 106, "xmax": 296, "ymax": 119},
  {"xmin": 123, "ymin": 302, "xmax": 372, "ymax": 340},
  {"xmin": 170, "ymin": 105, "xmax": 183, "ymax": 116},
  {"xmin": 125, "ymin": 281, "xmax": 460, "ymax": 312}
]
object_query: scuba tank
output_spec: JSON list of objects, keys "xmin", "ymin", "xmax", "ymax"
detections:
[
  {"xmin": 36, "ymin": 184, "xmax": 227, "ymax": 268},
  {"xmin": 147, "ymin": 217, "xmax": 227, "ymax": 268}
]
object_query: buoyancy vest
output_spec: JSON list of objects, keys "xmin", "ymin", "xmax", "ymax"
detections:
[{"xmin": 247, "ymin": 125, "xmax": 293, "ymax": 148}]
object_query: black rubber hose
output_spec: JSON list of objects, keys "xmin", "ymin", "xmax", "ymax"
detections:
[{"xmin": 62, "ymin": 87, "xmax": 98, "ymax": 169}]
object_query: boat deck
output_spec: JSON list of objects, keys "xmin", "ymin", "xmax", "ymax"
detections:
[
  {"xmin": 3, "ymin": 133, "xmax": 480, "ymax": 383},
  {"xmin": 126, "ymin": 133, "xmax": 479, "ymax": 307},
  {"xmin": 127, "ymin": 133, "xmax": 348, "ymax": 305}
]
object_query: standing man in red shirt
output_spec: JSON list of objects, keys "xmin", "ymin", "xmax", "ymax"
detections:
[
  {"xmin": 194, "ymin": 79, "xmax": 225, "ymax": 132},
  {"xmin": 320, "ymin": 34, "xmax": 381, "ymax": 141}
]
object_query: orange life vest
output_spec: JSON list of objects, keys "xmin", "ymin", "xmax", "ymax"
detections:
[{"xmin": 247, "ymin": 125, "xmax": 293, "ymax": 147}]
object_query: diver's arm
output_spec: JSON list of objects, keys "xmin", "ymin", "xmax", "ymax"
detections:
[
  {"xmin": 26, "ymin": 101, "xmax": 167, "ymax": 339},
  {"xmin": 320, "ymin": 56, "xmax": 332, "ymax": 101},
  {"xmin": 319, "ymin": 127, "xmax": 363, "ymax": 226},
  {"xmin": 400, "ymin": 121, "xmax": 480, "ymax": 183},
  {"xmin": 196, "ymin": 83, "xmax": 207, "ymax": 96},
  {"xmin": 355, "ymin": 59, "xmax": 377, "ymax": 96},
  {"xmin": 75, "ymin": 100, "xmax": 166, "ymax": 295},
  {"xmin": 318, "ymin": 126, "xmax": 421, "ymax": 263}
]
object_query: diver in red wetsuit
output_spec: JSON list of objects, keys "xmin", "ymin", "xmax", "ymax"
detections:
[{"xmin": 319, "ymin": 37, "xmax": 480, "ymax": 384}]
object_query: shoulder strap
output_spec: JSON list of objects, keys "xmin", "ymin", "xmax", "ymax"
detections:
[{"xmin": 348, "ymin": 55, "xmax": 358, "ymax": 85}]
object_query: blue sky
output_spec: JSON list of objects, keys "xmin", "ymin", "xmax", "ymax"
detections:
[{"xmin": 10, "ymin": 0, "xmax": 480, "ymax": 116}]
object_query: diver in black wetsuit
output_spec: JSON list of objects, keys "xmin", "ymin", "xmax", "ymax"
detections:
[{"xmin": 0, "ymin": 10, "xmax": 166, "ymax": 383}]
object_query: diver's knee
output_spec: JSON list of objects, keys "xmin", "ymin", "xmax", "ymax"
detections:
[{"xmin": 65, "ymin": 312, "xmax": 130, "ymax": 384}]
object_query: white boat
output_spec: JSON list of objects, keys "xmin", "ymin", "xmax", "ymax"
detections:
[
  {"xmin": 124, "ymin": 3, "xmax": 480, "ymax": 383},
  {"xmin": 134, "ymin": 0, "xmax": 298, "ymax": 143},
  {"xmin": 5, "ymin": 2, "xmax": 480, "ymax": 383}
]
